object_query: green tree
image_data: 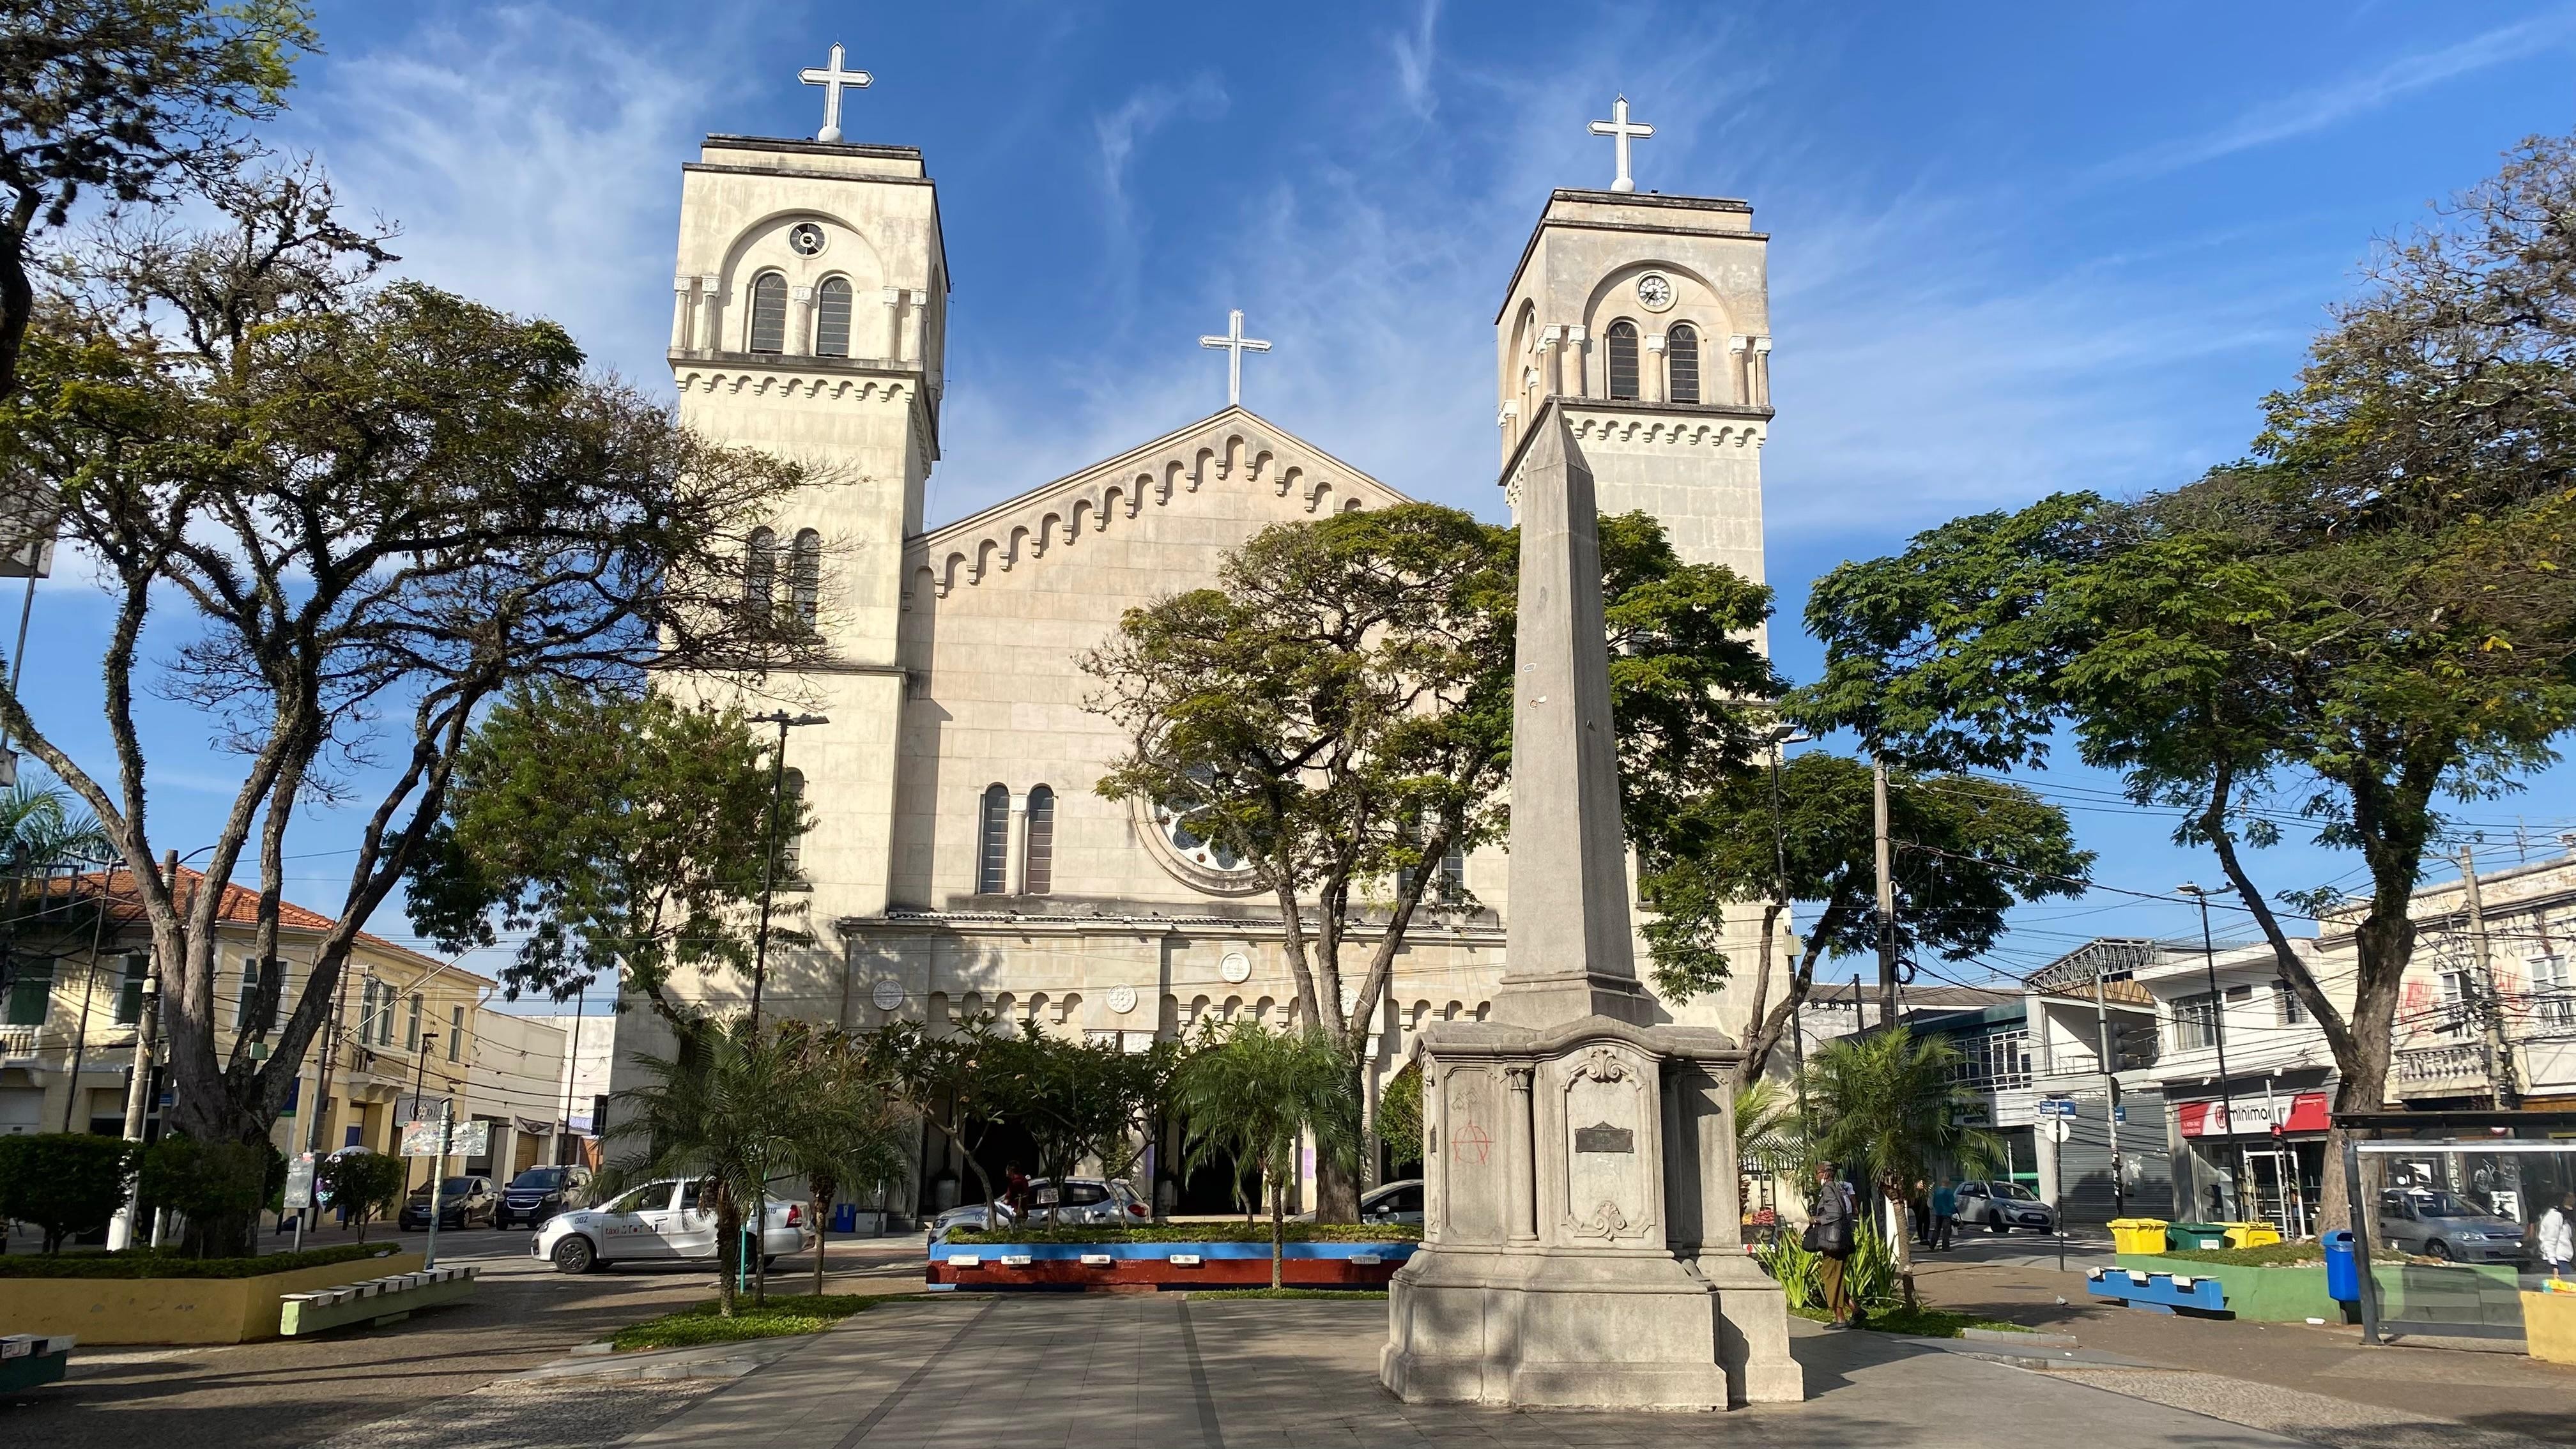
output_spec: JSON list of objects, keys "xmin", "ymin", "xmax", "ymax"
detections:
[
  {"xmin": 604, "ymin": 1019, "xmax": 794, "ymax": 1318},
  {"xmin": 860, "ymin": 1016, "xmax": 1009, "ymax": 1222},
  {"xmin": 136, "ymin": 1134, "xmax": 273, "ymax": 1255},
  {"xmin": 0, "ymin": 0, "xmax": 314, "ymax": 401},
  {"xmin": 1731, "ymin": 1078, "xmax": 1809, "ymax": 1187},
  {"xmin": 1799, "ymin": 134, "xmax": 2576, "ymax": 1234},
  {"xmin": 0, "ymin": 1131, "xmax": 134, "ymax": 1252},
  {"xmin": 1377, "ymin": 1062, "xmax": 1423, "ymax": 1177},
  {"xmin": 1642, "ymin": 753, "xmax": 2089, "ymax": 1089},
  {"xmin": 314, "ymin": 1149, "xmax": 402, "ymax": 1243},
  {"xmin": 0, "ymin": 168, "xmax": 819, "ymax": 1153},
  {"xmin": 1172, "ymin": 1022, "xmax": 1358, "ymax": 1288},
  {"xmin": 774, "ymin": 1024, "xmax": 911, "ymax": 1298},
  {"xmin": 1087, "ymin": 505, "xmax": 1775, "ymax": 1216},
  {"xmin": 1799, "ymin": 1027, "xmax": 2001, "ymax": 1303},
  {"xmin": 980, "ymin": 1021, "xmax": 1158, "ymax": 1227},
  {"xmin": 404, "ymin": 684, "xmax": 808, "ymax": 1033}
]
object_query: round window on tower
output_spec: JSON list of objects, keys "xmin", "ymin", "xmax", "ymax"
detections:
[{"xmin": 787, "ymin": 222, "xmax": 827, "ymax": 257}]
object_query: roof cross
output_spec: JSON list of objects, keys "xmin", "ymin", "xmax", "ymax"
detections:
[
  {"xmin": 1588, "ymin": 95, "xmax": 1653, "ymax": 194},
  {"xmin": 800, "ymin": 42, "xmax": 871, "ymax": 144},
  {"xmin": 1198, "ymin": 309, "xmax": 1272, "ymax": 408}
]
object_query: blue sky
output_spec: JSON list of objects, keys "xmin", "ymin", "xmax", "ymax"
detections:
[{"xmin": 19, "ymin": 1, "xmax": 2576, "ymax": 997}]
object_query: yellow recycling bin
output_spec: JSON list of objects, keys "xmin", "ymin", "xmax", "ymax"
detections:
[
  {"xmin": 2222, "ymin": 1222, "xmax": 2283, "ymax": 1249},
  {"xmin": 2108, "ymin": 1218, "xmax": 2169, "ymax": 1254}
]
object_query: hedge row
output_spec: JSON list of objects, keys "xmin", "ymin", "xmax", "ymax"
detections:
[
  {"xmin": 944, "ymin": 1222, "xmax": 1422, "ymax": 1245},
  {"xmin": 0, "ymin": 1242, "xmax": 401, "ymax": 1280}
]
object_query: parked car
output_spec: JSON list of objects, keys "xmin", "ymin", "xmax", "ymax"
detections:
[
  {"xmin": 2376, "ymin": 1187, "xmax": 2527, "ymax": 1263},
  {"xmin": 398, "ymin": 1175, "xmax": 500, "ymax": 1230},
  {"xmin": 495, "ymin": 1165, "xmax": 594, "ymax": 1229},
  {"xmin": 1954, "ymin": 1180, "xmax": 2056, "ymax": 1234},
  {"xmin": 1360, "ymin": 1179, "xmax": 1424, "ymax": 1226},
  {"xmin": 533, "ymin": 1179, "xmax": 814, "ymax": 1274},
  {"xmin": 926, "ymin": 1177, "xmax": 1148, "ymax": 1245}
]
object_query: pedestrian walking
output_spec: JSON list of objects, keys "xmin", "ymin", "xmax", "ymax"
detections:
[
  {"xmin": 1910, "ymin": 1179, "xmax": 1933, "ymax": 1245},
  {"xmin": 1806, "ymin": 1163, "xmax": 1860, "ymax": 1330},
  {"xmin": 1931, "ymin": 1179, "xmax": 1958, "ymax": 1251},
  {"xmin": 2541, "ymin": 1192, "xmax": 2574, "ymax": 1278}
]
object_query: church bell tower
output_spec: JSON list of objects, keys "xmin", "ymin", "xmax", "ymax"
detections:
[{"xmin": 666, "ymin": 124, "xmax": 949, "ymax": 921}]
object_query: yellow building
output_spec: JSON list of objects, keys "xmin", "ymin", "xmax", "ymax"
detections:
[{"xmin": 0, "ymin": 868, "xmax": 566, "ymax": 1191}]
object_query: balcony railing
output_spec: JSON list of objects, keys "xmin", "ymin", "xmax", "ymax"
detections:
[
  {"xmin": 2392, "ymin": 1043, "xmax": 2487, "ymax": 1090},
  {"xmin": 0, "ymin": 1023, "xmax": 37, "ymax": 1056}
]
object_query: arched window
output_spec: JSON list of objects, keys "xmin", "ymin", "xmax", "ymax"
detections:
[
  {"xmin": 1023, "ymin": 785, "xmax": 1055, "ymax": 896},
  {"xmin": 778, "ymin": 768, "xmax": 806, "ymax": 870},
  {"xmin": 745, "ymin": 527, "xmax": 777, "ymax": 617},
  {"xmin": 815, "ymin": 277, "xmax": 853, "ymax": 356},
  {"xmin": 789, "ymin": 528, "xmax": 821, "ymax": 628},
  {"xmin": 1606, "ymin": 319, "xmax": 1641, "ymax": 400},
  {"xmin": 1667, "ymin": 323, "xmax": 1701, "ymax": 404},
  {"xmin": 747, "ymin": 272, "xmax": 788, "ymax": 354},
  {"xmin": 977, "ymin": 784, "xmax": 1010, "ymax": 894}
]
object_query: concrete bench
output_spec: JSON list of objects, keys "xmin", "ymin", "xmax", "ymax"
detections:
[
  {"xmin": 280, "ymin": 1264, "xmax": 480, "ymax": 1336},
  {"xmin": 0, "ymin": 1333, "xmax": 74, "ymax": 1392},
  {"xmin": 2085, "ymin": 1266, "xmax": 2229, "ymax": 1319}
]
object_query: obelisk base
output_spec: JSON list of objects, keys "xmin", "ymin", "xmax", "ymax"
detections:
[{"xmin": 1381, "ymin": 1245, "xmax": 1737, "ymax": 1409}]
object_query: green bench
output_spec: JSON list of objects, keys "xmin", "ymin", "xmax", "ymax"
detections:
[
  {"xmin": 280, "ymin": 1264, "xmax": 480, "ymax": 1336},
  {"xmin": 0, "ymin": 1333, "xmax": 73, "ymax": 1392}
]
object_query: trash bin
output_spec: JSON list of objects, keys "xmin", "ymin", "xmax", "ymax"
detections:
[
  {"xmin": 2223, "ymin": 1222, "xmax": 2282, "ymax": 1250},
  {"xmin": 2322, "ymin": 1229, "xmax": 2359, "ymax": 1302},
  {"xmin": 2168, "ymin": 1222, "xmax": 2230, "ymax": 1250},
  {"xmin": 2108, "ymin": 1218, "xmax": 2170, "ymax": 1254},
  {"xmin": 830, "ymin": 1201, "xmax": 859, "ymax": 1234}
]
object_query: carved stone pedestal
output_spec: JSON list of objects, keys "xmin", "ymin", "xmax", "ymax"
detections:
[{"xmin": 1379, "ymin": 1016, "xmax": 1803, "ymax": 1409}]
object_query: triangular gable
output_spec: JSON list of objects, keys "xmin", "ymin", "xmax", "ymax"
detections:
[{"xmin": 905, "ymin": 406, "xmax": 1411, "ymax": 600}]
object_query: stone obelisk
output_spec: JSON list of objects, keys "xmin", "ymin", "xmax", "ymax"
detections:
[{"xmin": 1379, "ymin": 408, "xmax": 1802, "ymax": 1409}]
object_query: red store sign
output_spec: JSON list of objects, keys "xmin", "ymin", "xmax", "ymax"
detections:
[{"xmin": 2177, "ymin": 1092, "xmax": 2331, "ymax": 1138}]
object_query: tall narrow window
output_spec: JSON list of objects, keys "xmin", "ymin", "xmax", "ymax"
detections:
[
  {"xmin": 1667, "ymin": 323, "xmax": 1701, "ymax": 404},
  {"xmin": 779, "ymin": 768, "xmax": 807, "ymax": 871},
  {"xmin": 1023, "ymin": 785, "xmax": 1055, "ymax": 896},
  {"xmin": 358, "ymin": 979, "xmax": 378, "ymax": 1044},
  {"xmin": 270, "ymin": 960, "xmax": 293, "ymax": 1034},
  {"xmin": 114, "ymin": 953, "xmax": 149, "ymax": 1025},
  {"xmin": 977, "ymin": 783, "xmax": 1010, "ymax": 894},
  {"xmin": 745, "ymin": 527, "xmax": 778, "ymax": 617},
  {"xmin": 815, "ymin": 277, "xmax": 853, "ymax": 356},
  {"xmin": 747, "ymin": 272, "xmax": 788, "ymax": 353},
  {"xmin": 790, "ymin": 528, "xmax": 822, "ymax": 627},
  {"xmin": 233, "ymin": 956, "xmax": 260, "ymax": 1030},
  {"xmin": 448, "ymin": 1005, "xmax": 463, "ymax": 1061},
  {"xmin": 1438, "ymin": 843, "xmax": 1466, "ymax": 901},
  {"xmin": 405, "ymin": 992, "xmax": 422, "ymax": 1051},
  {"xmin": 3, "ymin": 957, "xmax": 50, "ymax": 1026},
  {"xmin": 1606, "ymin": 320, "xmax": 1641, "ymax": 399}
]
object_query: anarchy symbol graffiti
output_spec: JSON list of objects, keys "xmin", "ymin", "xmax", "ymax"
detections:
[{"xmin": 1452, "ymin": 1121, "xmax": 1492, "ymax": 1165}]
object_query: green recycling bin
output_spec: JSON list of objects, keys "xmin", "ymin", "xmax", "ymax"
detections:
[{"xmin": 2167, "ymin": 1222, "xmax": 2230, "ymax": 1250}]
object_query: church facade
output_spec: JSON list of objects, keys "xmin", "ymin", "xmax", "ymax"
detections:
[{"xmin": 611, "ymin": 112, "xmax": 1786, "ymax": 1215}]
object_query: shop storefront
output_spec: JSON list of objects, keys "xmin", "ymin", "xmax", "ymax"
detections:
[{"xmin": 2175, "ymin": 1086, "xmax": 2333, "ymax": 1235}]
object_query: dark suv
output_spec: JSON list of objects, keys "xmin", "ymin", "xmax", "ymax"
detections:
[
  {"xmin": 399, "ymin": 1176, "xmax": 499, "ymax": 1230},
  {"xmin": 496, "ymin": 1165, "xmax": 594, "ymax": 1229}
]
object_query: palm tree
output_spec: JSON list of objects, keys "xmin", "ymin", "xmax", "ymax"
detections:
[
  {"xmin": 1173, "ymin": 1022, "xmax": 1358, "ymax": 1289},
  {"xmin": 1798, "ymin": 1026, "xmax": 2002, "ymax": 1305},
  {"xmin": 603, "ymin": 1018, "xmax": 795, "ymax": 1318},
  {"xmin": 0, "ymin": 782, "xmax": 112, "ymax": 871},
  {"xmin": 1733, "ymin": 1077, "xmax": 1811, "ymax": 1187},
  {"xmin": 778, "ymin": 1031, "xmax": 912, "ymax": 1298}
]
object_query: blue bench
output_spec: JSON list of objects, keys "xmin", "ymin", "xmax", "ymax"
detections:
[
  {"xmin": 2085, "ymin": 1266, "xmax": 2229, "ymax": 1318},
  {"xmin": 0, "ymin": 1334, "xmax": 73, "ymax": 1392}
]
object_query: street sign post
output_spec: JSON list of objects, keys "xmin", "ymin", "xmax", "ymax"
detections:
[{"xmin": 284, "ymin": 1153, "xmax": 316, "ymax": 1253}]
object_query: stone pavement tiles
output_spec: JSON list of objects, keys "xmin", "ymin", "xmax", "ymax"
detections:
[{"xmin": 619, "ymin": 1295, "xmax": 2363, "ymax": 1449}]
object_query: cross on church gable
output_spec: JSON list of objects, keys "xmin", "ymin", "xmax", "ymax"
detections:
[
  {"xmin": 800, "ymin": 42, "xmax": 872, "ymax": 144},
  {"xmin": 1587, "ymin": 95, "xmax": 1653, "ymax": 194},
  {"xmin": 1197, "ymin": 309, "xmax": 1271, "ymax": 407}
]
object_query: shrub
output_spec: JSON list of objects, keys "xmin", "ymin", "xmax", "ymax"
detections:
[
  {"xmin": 316, "ymin": 1151, "xmax": 408, "ymax": 1241},
  {"xmin": 0, "ymin": 1133, "xmax": 138, "ymax": 1253},
  {"xmin": 139, "ymin": 1136, "xmax": 274, "ymax": 1256},
  {"xmin": 0, "ymin": 1241, "xmax": 399, "ymax": 1279},
  {"xmin": 1755, "ymin": 1223, "xmax": 1901, "ymax": 1310}
]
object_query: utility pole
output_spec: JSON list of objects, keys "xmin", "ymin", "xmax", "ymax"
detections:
[
  {"xmin": 745, "ymin": 710, "xmax": 829, "ymax": 1031},
  {"xmin": 2458, "ymin": 845, "xmax": 2516, "ymax": 1108},
  {"xmin": 1768, "ymin": 724, "xmax": 1812, "ymax": 1124},
  {"xmin": 1873, "ymin": 755, "xmax": 1899, "ymax": 1028},
  {"xmin": 2178, "ymin": 884, "xmax": 2246, "ymax": 1219},
  {"xmin": 107, "ymin": 849, "xmax": 178, "ymax": 1251},
  {"xmin": 2092, "ymin": 966, "xmax": 2126, "ymax": 1218},
  {"xmin": 424, "ymin": 1098, "xmax": 454, "ymax": 1270},
  {"xmin": 558, "ymin": 997, "xmax": 583, "ymax": 1165}
]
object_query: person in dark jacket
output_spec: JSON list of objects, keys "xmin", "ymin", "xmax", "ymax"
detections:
[{"xmin": 1808, "ymin": 1162, "xmax": 1860, "ymax": 1329}]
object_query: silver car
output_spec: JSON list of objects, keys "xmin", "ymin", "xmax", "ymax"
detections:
[
  {"xmin": 2376, "ymin": 1187, "xmax": 2527, "ymax": 1264},
  {"xmin": 1956, "ymin": 1180, "xmax": 2057, "ymax": 1234},
  {"xmin": 534, "ymin": 1178, "xmax": 813, "ymax": 1274},
  {"xmin": 1360, "ymin": 1179, "xmax": 1424, "ymax": 1226},
  {"xmin": 926, "ymin": 1177, "xmax": 1147, "ymax": 1245}
]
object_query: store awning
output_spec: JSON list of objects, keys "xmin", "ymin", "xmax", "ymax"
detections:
[{"xmin": 2179, "ymin": 1091, "xmax": 2333, "ymax": 1137}]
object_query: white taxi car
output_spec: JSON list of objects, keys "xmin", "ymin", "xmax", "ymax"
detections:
[{"xmin": 533, "ymin": 1178, "xmax": 814, "ymax": 1274}]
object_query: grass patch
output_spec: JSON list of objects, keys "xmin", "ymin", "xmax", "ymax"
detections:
[
  {"xmin": 1184, "ymin": 1287, "xmax": 1389, "ymax": 1301},
  {"xmin": 2149, "ymin": 1243, "xmax": 2322, "ymax": 1267},
  {"xmin": 0, "ymin": 1243, "xmax": 402, "ymax": 1280},
  {"xmin": 1789, "ymin": 1303, "xmax": 2034, "ymax": 1338},
  {"xmin": 946, "ymin": 1222, "xmax": 1420, "ymax": 1245},
  {"xmin": 609, "ymin": 1292, "xmax": 940, "ymax": 1351}
]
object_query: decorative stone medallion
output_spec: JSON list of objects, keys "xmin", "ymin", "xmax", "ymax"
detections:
[
  {"xmin": 870, "ymin": 978, "xmax": 904, "ymax": 1012},
  {"xmin": 1107, "ymin": 983, "xmax": 1139, "ymax": 1015},
  {"xmin": 1219, "ymin": 951, "xmax": 1253, "ymax": 984}
]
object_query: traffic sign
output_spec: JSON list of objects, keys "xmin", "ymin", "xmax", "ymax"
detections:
[
  {"xmin": 284, "ymin": 1153, "xmax": 316, "ymax": 1210},
  {"xmin": 2038, "ymin": 1099, "xmax": 2078, "ymax": 1119}
]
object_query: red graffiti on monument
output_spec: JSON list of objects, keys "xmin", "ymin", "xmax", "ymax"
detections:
[{"xmin": 1452, "ymin": 1121, "xmax": 1492, "ymax": 1165}]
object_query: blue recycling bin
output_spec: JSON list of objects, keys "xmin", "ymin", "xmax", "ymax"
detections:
[
  {"xmin": 830, "ymin": 1201, "xmax": 859, "ymax": 1234},
  {"xmin": 2322, "ymin": 1229, "xmax": 2359, "ymax": 1302}
]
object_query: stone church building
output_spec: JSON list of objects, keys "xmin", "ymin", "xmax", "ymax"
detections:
[{"xmin": 612, "ymin": 97, "xmax": 1786, "ymax": 1216}]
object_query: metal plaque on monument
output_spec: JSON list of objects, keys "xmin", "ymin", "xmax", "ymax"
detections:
[{"xmin": 1379, "ymin": 408, "xmax": 1802, "ymax": 1409}]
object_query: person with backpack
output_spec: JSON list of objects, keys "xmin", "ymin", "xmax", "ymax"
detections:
[{"xmin": 1805, "ymin": 1162, "xmax": 1860, "ymax": 1329}]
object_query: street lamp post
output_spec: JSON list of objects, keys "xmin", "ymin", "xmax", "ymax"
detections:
[
  {"xmin": 745, "ymin": 712, "xmax": 829, "ymax": 1031},
  {"xmin": 2177, "ymin": 884, "xmax": 2246, "ymax": 1219}
]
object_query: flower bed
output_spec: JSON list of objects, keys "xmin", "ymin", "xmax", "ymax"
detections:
[
  {"xmin": 0, "ymin": 1246, "xmax": 418, "ymax": 1344},
  {"xmin": 2110, "ymin": 1252, "xmax": 2524, "ymax": 1329}
]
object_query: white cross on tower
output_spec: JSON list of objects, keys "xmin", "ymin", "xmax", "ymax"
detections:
[
  {"xmin": 800, "ymin": 42, "xmax": 872, "ymax": 144},
  {"xmin": 1199, "ymin": 309, "xmax": 1271, "ymax": 408},
  {"xmin": 1588, "ymin": 95, "xmax": 1653, "ymax": 194}
]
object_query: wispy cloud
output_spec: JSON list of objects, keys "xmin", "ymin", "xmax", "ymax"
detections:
[
  {"xmin": 1092, "ymin": 73, "xmax": 1229, "ymax": 242},
  {"xmin": 1391, "ymin": 0, "xmax": 1440, "ymax": 120},
  {"xmin": 2098, "ymin": 10, "xmax": 2576, "ymax": 180}
]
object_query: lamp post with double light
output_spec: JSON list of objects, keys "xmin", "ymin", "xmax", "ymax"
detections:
[{"xmin": 746, "ymin": 712, "xmax": 829, "ymax": 1029}]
